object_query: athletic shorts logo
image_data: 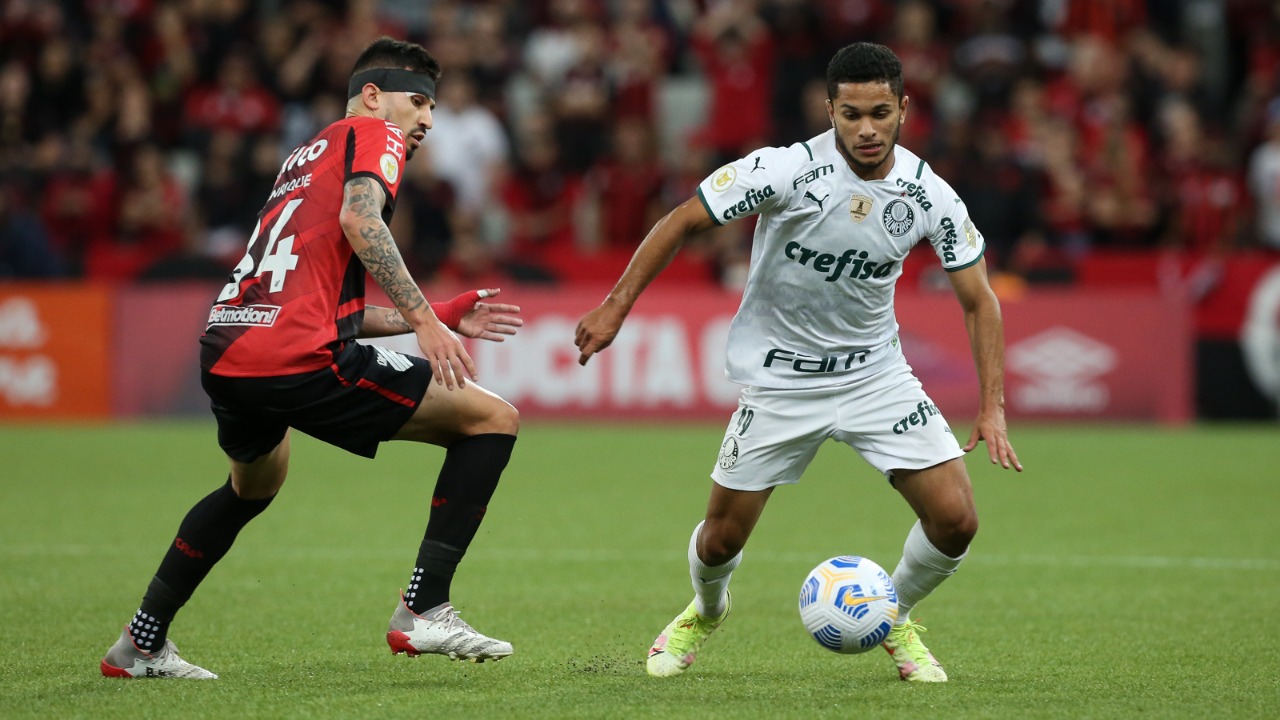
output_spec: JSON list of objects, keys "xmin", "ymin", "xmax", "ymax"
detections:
[
  {"xmin": 711, "ymin": 165, "xmax": 737, "ymax": 193},
  {"xmin": 718, "ymin": 437, "xmax": 739, "ymax": 469},
  {"xmin": 207, "ymin": 304, "xmax": 281, "ymax": 327},
  {"xmin": 380, "ymin": 153, "xmax": 400, "ymax": 184},
  {"xmin": 372, "ymin": 345, "xmax": 413, "ymax": 372},
  {"xmin": 882, "ymin": 199, "xmax": 915, "ymax": 236},
  {"xmin": 849, "ymin": 194, "xmax": 874, "ymax": 223}
]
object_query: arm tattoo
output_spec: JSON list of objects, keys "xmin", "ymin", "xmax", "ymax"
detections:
[
  {"xmin": 381, "ymin": 308, "xmax": 411, "ymax": 333},
  {"xmin": 344, "ymin": 178, "xmax": 426, "ymax": 314}
]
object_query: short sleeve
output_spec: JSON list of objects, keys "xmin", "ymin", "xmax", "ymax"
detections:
[
  {"xmin": 923, "ymin": 172, "xmax": 985, "ymax": 271},
  {"xmin": 695, "ymin": 146, "xmax": 795, "ymax": 226},
  {"xmin": 347, "ymin": 118, "xmax": 408, "ymax": 202}
]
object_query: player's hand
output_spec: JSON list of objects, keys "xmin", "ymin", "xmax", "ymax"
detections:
[
  {"xmin": 574, "ymin": 301, "xmax": 627, "ymax": 366},
  {"xmin": 963, "ymin": 407, "xmax": 1022, "ymax": 471},
  {"xmin": 455, "ymin": 288, "xmax": 523, "ymax": 342},
  {"xmin": 414, "ymin": 320, "xmax": 477, "ymax": 390}
]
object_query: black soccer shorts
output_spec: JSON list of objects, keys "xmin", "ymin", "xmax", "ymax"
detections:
[{"xmin": 201, "ymin": 341, "xmax": 433, "ymax": 462}]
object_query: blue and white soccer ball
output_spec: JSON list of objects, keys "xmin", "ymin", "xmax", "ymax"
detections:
[{"xmin": 798, "ymin": 556, "xmax": 899, "ymax": 654}]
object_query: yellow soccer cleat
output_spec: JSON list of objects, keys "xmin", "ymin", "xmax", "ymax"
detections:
[
  {"xmin": 646, "ymin": 594, "xmax": 731, "ymax": 678},
  {"xmin": 882, "ymin": 620, "xmax": 947, "ymax": 682}
]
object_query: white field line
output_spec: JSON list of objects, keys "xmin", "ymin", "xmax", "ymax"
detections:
[{"xmin": 3, "ymin": 545, "xmax": 1278, "ymax": 571}]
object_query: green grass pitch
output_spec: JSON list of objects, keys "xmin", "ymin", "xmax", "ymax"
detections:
[{"xmin": 1, "ymin": 421, "xmax": 1277, "ymax": 719}]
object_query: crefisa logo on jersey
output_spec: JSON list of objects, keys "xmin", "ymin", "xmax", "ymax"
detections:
[
  {"xmin": 882, "ymin": 200, "xmax": 915, "ymax": 236},
  {"xmin": 722, "ymin": 185, "xmax": 775, "ymax": 222},
  {"xmin": 207, "ymin": 304, "xmax": 282, "ymax": 328}
]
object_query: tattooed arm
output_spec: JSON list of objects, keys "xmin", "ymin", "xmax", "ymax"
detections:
[
  {"xmin": 358, "ymin": 305, "xmax": 413, "ymax": 337},
  {"xmin": 339, "ymin": 176, "xmax": 476, "ymax": 388}
]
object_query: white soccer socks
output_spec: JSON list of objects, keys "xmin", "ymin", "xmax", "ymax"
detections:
[
  {"xmin": 891, "ymin": 520, "xmax": 966, "ymax": 621},
  {"xmin": 688, "ymin": 520, "xmax": 741, "ymax": 618}
]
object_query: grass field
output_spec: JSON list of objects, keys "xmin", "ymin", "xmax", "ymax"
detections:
[{"xmin": 1, "ymin": 421, "xmax": 1278, "ymax": 719}]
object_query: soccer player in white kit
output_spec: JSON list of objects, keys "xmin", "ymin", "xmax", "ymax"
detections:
[{"xmin": 575, "ymin": 42, "xmax": 1022, "ymax": 682}]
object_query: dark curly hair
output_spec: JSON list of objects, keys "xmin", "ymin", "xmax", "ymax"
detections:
[
  {"xmin": 351, "ymin": 36, "xmax": 442, "ymax": 82},
  {"xmin": 826, "ymin": 43, "xmax": 904, "ymax": 99}
]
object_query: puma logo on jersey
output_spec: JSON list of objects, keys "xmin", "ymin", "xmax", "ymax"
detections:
[
  {"xmin": 750, "ymin": 156, "xmax": 765, "ymax": 172},
  {"xmin": 783, "ymin": 242, "xmax": 896, "ymax": 282},
  {"xmin": 804, "ymin": 191, "xmax": 829, "ymax": 211}
]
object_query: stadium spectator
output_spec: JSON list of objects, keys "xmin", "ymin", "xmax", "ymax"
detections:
[
  {"xmin": 885, "ymin": 0, "xmax": 946, "ymax": 151},
  {"xmin": 1157, "ymin": 99, "xmax": 1244, "ymax": 256},
  {"xmin": 38, "ymin": 133, "xmax": 114, "ymax": 274},
  {"xmin": 575, "ymin": 42, "xmax": 1021, "ymax": 685},
  {"xmin": 607, "ymin": 0, "xmax": 675, "ymax": 123},
  {"xmin": 946, "ymin": 121, "xmax": 1051, "ymax": 280},
  {"xmin": 579, "ymin": 117, "xmax": 667, "ymax": 250},
  {"xmin": 182, "ymin": 51, "xmax": 281, "ymax": 142},
  {"xmin": 549, "ymin": 19, "xmax": 612, "ymax": 174},
  {"xmin": 394, "ymin": 139, "xmax": 462, "ymax": 279},
  {"xmin": 0, "ymin": 185, "xmax": 63, "ymax": 278},
  {"xmin": 1248, "ymin": 99, "xmax": 1280, "ymax": 252},
  {"xmin": 87, "ymin": 142, "xmax": 188, "ymax": 280},
  {"xmin": 688, "ymin": 0, "xmax": 774, "ymax": 163},
  {"xmin": 421, "ymin": 68, "xmax": 510, "ymax": 216},
  {"xmin": 497, "ymin": 119, "xmax": 584, "ymax": 281},
  {"xmin": 101, "ymin": 37, "xmax": 526, "ymax": 680},
  {"xmin": 1, "ymin": 1, "xmax": 1276, "ymax": 285}
]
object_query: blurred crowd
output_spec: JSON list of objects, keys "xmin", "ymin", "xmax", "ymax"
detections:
[{"xmin": 2, "ymin": 0, "xmax": 1280, "ymax": 288}]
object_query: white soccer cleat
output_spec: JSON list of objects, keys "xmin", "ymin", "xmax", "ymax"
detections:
[
  {"xmin": 101, "ymin": 627, "xmax": 218, "ymax": 679},
  {"xmin": 387, "ymin": 596, "xmax": 513, "ymax": 662}
]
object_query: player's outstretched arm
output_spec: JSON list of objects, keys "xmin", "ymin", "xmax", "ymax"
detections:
[
  {"xmin": 361, "ymin": 289, "xmax": 523, "ymax": 341},
  {"xmin": 450, "ymin": 289, "xmax": 523, "ymax": 341},
  {"xmin": 575, "ymin": 197, "xmax": 716, "ymax": 365},
  {"xmin": 947, "ymin": 260, "xmax": 1023, "ymax": 472},
  {"xmin": 340, "ymin": 176, "xmax": 476, "ymax": 389}
]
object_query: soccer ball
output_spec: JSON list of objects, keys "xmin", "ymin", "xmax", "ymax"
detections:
[{"xmin": 798, "ymin": 556, "xmax": 899, "ymax": 654}]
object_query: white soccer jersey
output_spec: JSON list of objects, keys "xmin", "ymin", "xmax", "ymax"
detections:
[{"xmin": 696, "ymin": 129, "xmax": 985, "ymax": 389}]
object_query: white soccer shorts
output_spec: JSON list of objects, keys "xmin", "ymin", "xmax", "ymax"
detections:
[{"xmin": 710, "ymin": 360, "xmax": 964, "ymax": 490}]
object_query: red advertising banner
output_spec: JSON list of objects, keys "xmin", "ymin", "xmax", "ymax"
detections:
[
  {"xmin": 372, "ymin": 286, "xmax": 1193, "ymax": 423},
  {"xmin": 894, "ymin": 291, "xmax": 1192, "ymax": 424},
  {"xmin": 113, "ymin": 283, "xmax": 221, "ymax": 416},
  {"xmin": 109, "ymin": 282, "xmax": 1192, "ymax": 423},
  {"xmin": 0, "ymin": 283, "xmax": 112, "ymax": 419}
]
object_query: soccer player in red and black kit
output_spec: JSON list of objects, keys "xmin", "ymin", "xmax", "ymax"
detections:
[{"xmin": 102, "ymin": 37, "xmax": 524, "ymax": 679}]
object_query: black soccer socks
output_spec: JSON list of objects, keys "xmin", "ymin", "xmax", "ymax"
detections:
[
  {"xmin": 406, "ymin": 433, "xmax": 515, "ymax": 613},
  {"xmin": 133, "ymin": 477, "xmax": 275, "ymax": 648}
]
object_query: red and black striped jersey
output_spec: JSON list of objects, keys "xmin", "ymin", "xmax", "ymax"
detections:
[{"xmin": 200, "ymin": 116, "xmax": 408, "ymax": 376}]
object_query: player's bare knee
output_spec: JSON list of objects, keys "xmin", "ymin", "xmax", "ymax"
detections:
[
  {"xmin": 230, "ymin": 469, "xmax": 286, "ymax": 500},
  {"xmin": 952, "ymin": 510, "xmax": 979, "ymax": 546},
  {"xmin": 478, "ymin": 398, "xmax": 519, "ymax": 436},
  {"xmin": 927, "ymin": 510, "xmax": 977, "ymax": 556},
  {"xmin": 698, "ymin": 526, "xmax": 744, "ymax": 565}
]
